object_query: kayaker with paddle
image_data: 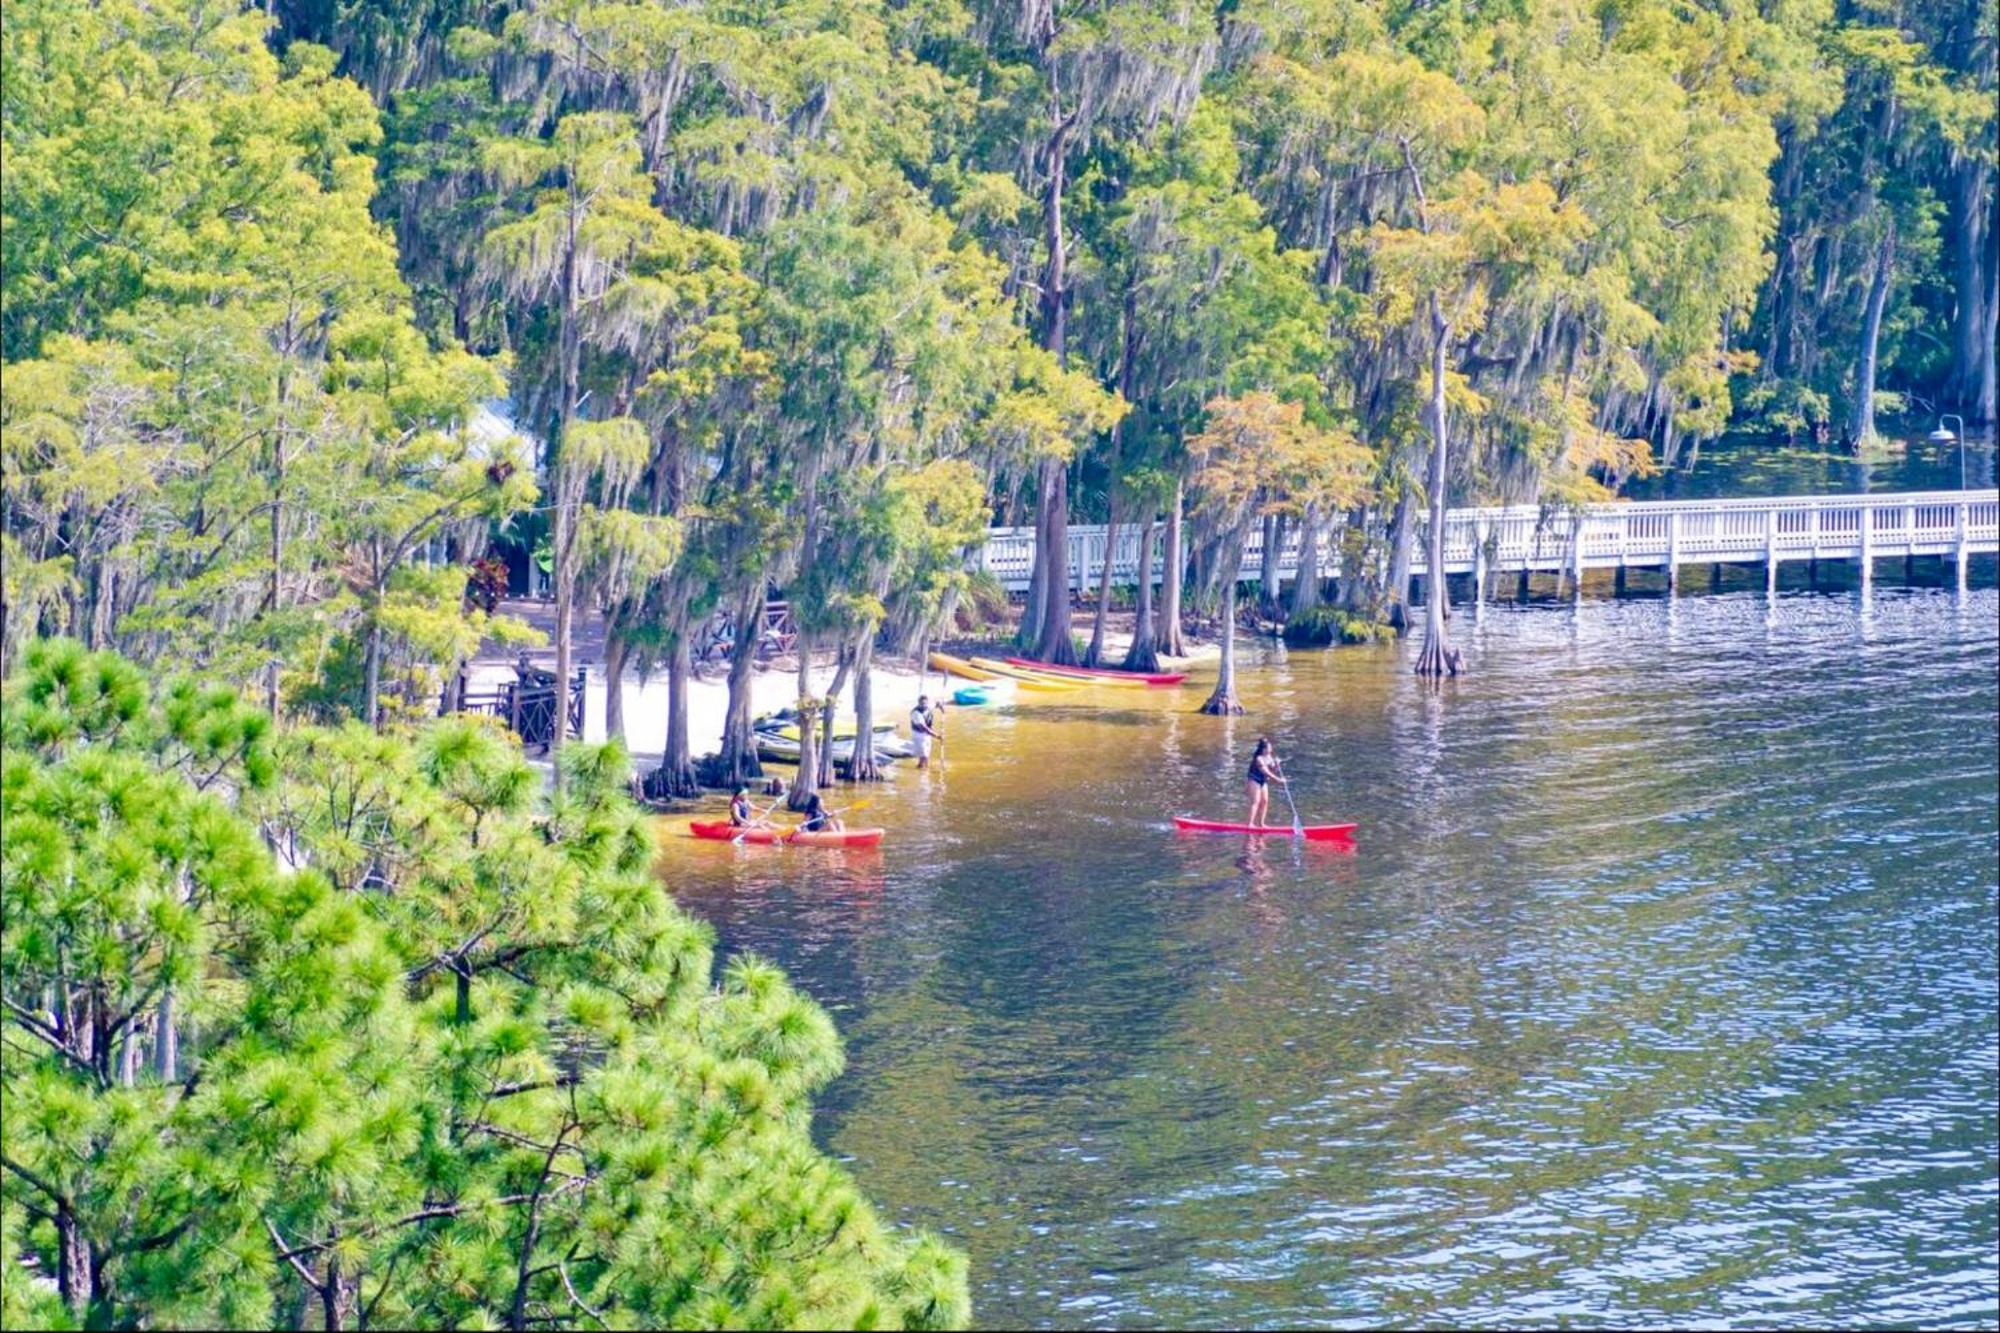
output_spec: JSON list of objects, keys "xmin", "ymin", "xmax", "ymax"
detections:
[
  {"xmin": 728, "ymin": 787, "xmax": 762, "ymax": 828},
  {"xmin": 800, "ymin": 792, "xmax": 844, "ymax": 834},
  {"xmin": 1246, "ymin": 737, "xmax": 1287, "ymax": 828}
]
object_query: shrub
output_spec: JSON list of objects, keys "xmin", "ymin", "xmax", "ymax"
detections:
[{"xmin": 1283, "ymin": 605, "xmax": 1392, "ymax": 646}]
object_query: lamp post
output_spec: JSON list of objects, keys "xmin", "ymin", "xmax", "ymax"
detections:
[{"xmin": 1928, "ymin": 414, "xmax": 1966, "ymax": 490}]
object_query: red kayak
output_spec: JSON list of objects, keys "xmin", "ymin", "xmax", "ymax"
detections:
[
  {"xmin": 1004, "ymin": 657, "xmax": 1187, "ymax": 686},
  {"xmin": 688, "ymin": 819, "xmax": 885, "ymax": 849},
  {"xmin": 1172, "ymin": 816, "xmax": 1356, "ymax": 842}
]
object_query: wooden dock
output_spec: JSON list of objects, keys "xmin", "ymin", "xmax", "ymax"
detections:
[{"xmin": 977, "ymin": 490, "xmax": 2000, "ymax": 598}]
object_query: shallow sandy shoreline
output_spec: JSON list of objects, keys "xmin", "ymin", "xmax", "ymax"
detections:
[{"xmin": 467, "ymin": 619, "xmax": 1218, "ymax": 774}]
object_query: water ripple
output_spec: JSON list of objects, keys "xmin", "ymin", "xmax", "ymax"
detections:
[{"xmin": 659, "ymin": 590, "xmax": 1999, "ymax": 1328}]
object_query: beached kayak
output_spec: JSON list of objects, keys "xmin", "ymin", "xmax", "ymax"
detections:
[
  {"xmin": 953, "ymin": 684, "xmax": 1007, "ymax": 705},
  {"xmin": 928, "ymin": 651, "xmax": 1007, "ymax": 682},
  {"xmin": 1171, "ymin": 816, "xmax": 1357, "ymax": 842},
  {"xmin": 688, "ymin": 819, "xmax": 885, "ymax": 849},
  {"xmin": 1004, "ymin": 657, "xmax": 1188, "ymax": 686},
  {"xmin": 756, "ymin": 720, "xmax": 896, "ymax": 742},
  {"xmin": 970, "ymin": 655, "xmax": 1147, "ymax": 688},
  {"xmin": 930, "ymin": 652, "xmax": 1080, "ymax": 691},
  {"xmin": 754, "ymin": 733, "xmax": 913, "ymax": 764}
]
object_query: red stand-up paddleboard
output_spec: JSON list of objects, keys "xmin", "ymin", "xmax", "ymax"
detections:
[{"xmin": 1172, "ymin": 816, "xmax": 1357, "ymax": 842}]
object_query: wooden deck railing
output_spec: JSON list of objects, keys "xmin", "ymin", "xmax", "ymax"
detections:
[{"xmin": 975, "ymin": 490, "xmax": 2000, "ymax": 594}]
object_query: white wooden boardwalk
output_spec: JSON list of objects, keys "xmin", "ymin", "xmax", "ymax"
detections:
[{"xmin": 978, "ymin": 490, "xmax": 2000, "ymax": 596}]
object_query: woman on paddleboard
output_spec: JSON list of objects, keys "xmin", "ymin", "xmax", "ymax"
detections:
[{"xmin": 1245, "ymin": 737, "xmax": 1287, "ymax": 827}]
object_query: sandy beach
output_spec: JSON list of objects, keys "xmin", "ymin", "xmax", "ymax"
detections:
[
  {"xmin": 461, "ymin": 650, "xmax": 944, "ymax": 766},
  {"xmin": 466, "ymin": 599, "xmax": 1220, "ymax": 773}
]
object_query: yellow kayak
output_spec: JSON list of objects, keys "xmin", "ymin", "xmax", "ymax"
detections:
[
  {"xmin": 929, "ymin": 651, "xmax": 1080, "ymax": 692},
  {"xmin": 961, "ymin": 657, "xmax": 1097, "ymax": 690},
  {"xmin": 970, "ymin": 656, "xmax": 1148, "ymax": 689},
  {"xmin": 928, "ymin": 651, "xmax": 1005, "ymax": 681}
]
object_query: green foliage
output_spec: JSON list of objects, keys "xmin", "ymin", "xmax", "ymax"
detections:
[
  {"xmin": 1282, "ymin": 605, "xmax": 1393, "ymax": 646},
  {"xmin": 1741, "ymin": 0, "xmax": 1994, "ymax": 435},
  {"xmin": 2, "ymin": 644, "xmax": 972, "ymax": 1328},
  {"xmin": 2, "ymin": 0, "xmax": 1991, "ymax": 1319},
  {"xmin": 0, "ymin": 0, "xmax": 533, "ymax": 706}
]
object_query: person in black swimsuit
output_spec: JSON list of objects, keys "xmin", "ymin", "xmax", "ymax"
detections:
[{"xmin": 1245, "ymin": 737, "xmax": 1286, "ymax": 827}]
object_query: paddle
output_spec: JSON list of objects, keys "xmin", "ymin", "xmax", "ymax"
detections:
[
  {"xmin": 1277, "ymin": 766, "xmax": 1304, "ymax": 838},
  {"xmin": 782, "ymin": 797, "xmax": 873, "ymax": 843}
]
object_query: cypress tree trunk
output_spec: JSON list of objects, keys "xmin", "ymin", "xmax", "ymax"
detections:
[
  {"xmin": 1949, "ymin": 160, "xmax": 1991, "ymax": 411},
  {"xmin": 652, "ymin": 633, "xmax": 700, "ymax": 799},
  {"xmin": 717, "ymin": 587, "xmax": 764, "ymax": 788},
  {"xmin": 550, "ymin": 188, "xmax": 582, "ymax": 764},
  {"xmin": 1084, "ymin": 286, "xmax": 1138, "ymax": 669},
  {"xmin": 1198, "ymin": 553, "xmax": 1244, "ymax": 715},
  {"xmin": 602, "ymin": 629, "xmax": 628, "ymax": 743},
  {"xmin": 1289, "ymin": 507, "xmax": 1323, "ymax": 619},
  {"xmin": 1123, "ymin": 515, "xmax": 1161, "ymax": 673},
  {"xmin": 1414, "ymin": 292, "xmax": 1463, "ymax": 678},
  {"xmin": 1160, "ymin": 477, "xmax": 1188, "ymax": 657},
  {"xmin": 845, "ymin": 632, "xmax": 881, "ymax": 781},
  {"xmin": 1384, "ymin": 489, "xmax": 1415, "ymax": 632},
  {"xmin": 1019, "ymin": 508, "xmax": 1046, "ymax": 648},
  {"xmin": 1024, "ymin": 94, "xmax": 1080, "ymax": 662},
  {"xmin": 1032, "ymin": 458, "xmax": 1079, "ymax": 664},
  {"xmin": 1259, "ymin": 512, "xmax": 1285, "ymax": 619},
  {"xmin": 1981, "ymin": 256, "xmax": 1998, "ymax": 428},
  {"xmin": 1336, "ymin": 507, "xmax": 1369, "ymax": 611},
  {"xmin": 1083, "ymin": 499, "xmax": 1119, "ymax": 666},
  {"xmin": 789, "ymin": 633, "xmax": 818, "ymax": 811},
  {"xmin": 1851, "ymin": 225, "xmax": 1895, "ymax": 446},
  {"xmin": 817, "ymin": 642, "xmax": 856, "ymax": 789}
]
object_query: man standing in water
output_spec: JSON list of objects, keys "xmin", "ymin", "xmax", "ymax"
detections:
[{"xmin": 910, "ymin": 694, "xmax": 942, "ymax": 769}]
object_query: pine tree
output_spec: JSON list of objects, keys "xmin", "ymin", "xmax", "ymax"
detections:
[{"xmin": 2, "ymin": 642, "xmax": 973, "ymax": 1329}]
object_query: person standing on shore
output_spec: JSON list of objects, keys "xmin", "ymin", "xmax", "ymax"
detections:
[{"xmin": 910, "ymin": 694, "xmax": 941, "ymax": 769}]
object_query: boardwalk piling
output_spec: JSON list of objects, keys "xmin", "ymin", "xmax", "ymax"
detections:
[
  {"xmin": 1474, "ymin": 519, "xmax": 1489, "ymax": 616},
  {"xmin": 1666, "ymin": 511, "xmax": 1681, "ymax": 595},
  {"xmin": 1572, "ymin": 517, "xmax": 1585, "ymax": 604},
  {"xmin": 1860, "ymin": 511, "xmax": 1874, "ymax": 595},
  {"xmin": 1958, "ymin": 502, "xmax": 1971, "ymax": 592},
  {"xmin": 1765, "ymin": 510, "xmax": 1779, "ymax": 596}
]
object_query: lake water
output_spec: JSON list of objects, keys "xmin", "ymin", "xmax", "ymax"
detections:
[
  {"xmin": 1625, "ymin": 429, "xmax": 1996, "ymax": 500},
  {"xmin": 656, "ymin": 589, "xmax": 1999, "ymax": 1328}
]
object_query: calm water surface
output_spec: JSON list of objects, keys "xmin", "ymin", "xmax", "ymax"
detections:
[
  {"xmin": 657, "ymin": 590, "xmax": 1999, "ymax": 1328},
  {"xmin": 1625, "ymin": 429, "xmax": 1996, "ymax": 500}
]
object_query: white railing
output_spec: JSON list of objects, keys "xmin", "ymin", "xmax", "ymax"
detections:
[{"xmin": 976, "ymin": 490, "xmax": 2000, "ymax": 591}]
